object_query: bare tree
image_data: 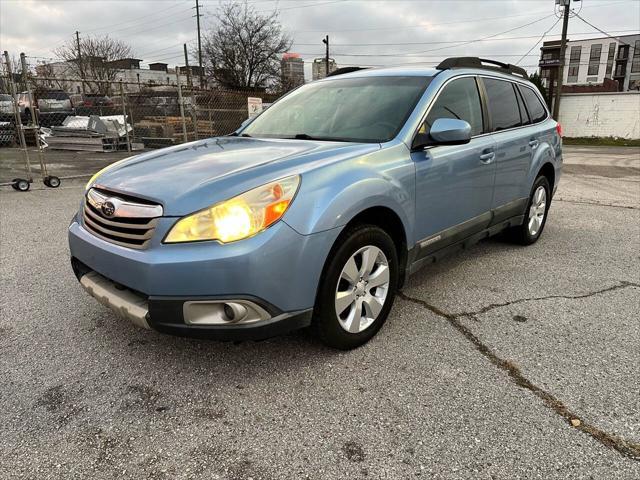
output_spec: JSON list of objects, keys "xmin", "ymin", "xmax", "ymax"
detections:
[
  {"xmin": 54, "ymin": 35, "xmax": 133, "ymax": 93},
  {"xmin": 202, "ymin": 1, "xmax": 292, "ymax": 90}
]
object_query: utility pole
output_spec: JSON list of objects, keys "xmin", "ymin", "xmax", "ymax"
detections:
[
  {"xmin": 19, "ymin": 53, "xmax": 28, "ymax": 91},
  {"xmin": 194, "ymin": 0, "xmax": 203, "ymax": 89},
  {"xmin": 183, "ymin": 43, "xmax": 192, "ymax": 88},
  {"xmin": 75, "ymin": 30, "xmax": 86, "ymax": 94},
  {"xmin": 552, "ymin": 0, "xmax": 571, "ymax": 120},
  {"xmin": 322, "ymin": 35, "xmax": 329, "ymax": 78}
]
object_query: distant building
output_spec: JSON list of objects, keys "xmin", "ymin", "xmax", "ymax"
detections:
[
  {"xmin": 312, "ymin": 58, "xmax": 337, "ymax": 80},
  {"xmin": 34, "ymin": 57, "xmax": 202, "ymax": 93},
  {"xmin": 105, "ymin": 58, "xmax": 142, "ymax": 70},
  {"xmin": 538, "ymin": 33, "xmax": 640, "ymax": 103},
  {"xmin": 281, "ymin": 53, "xmax": 305, "ymax": 87}
]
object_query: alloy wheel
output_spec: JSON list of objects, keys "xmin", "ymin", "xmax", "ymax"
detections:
[
  {"xmin": 528, "ymin": 185, "xmax": 547, "ymax": 236},
  {"xmin": 335, "ymin": 245, "xmax": 390, "ymax": 333}
]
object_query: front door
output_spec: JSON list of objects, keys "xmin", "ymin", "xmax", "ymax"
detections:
[{"xmin": 411, "ymin": 76, "xmax": 496, "ymax": 252}]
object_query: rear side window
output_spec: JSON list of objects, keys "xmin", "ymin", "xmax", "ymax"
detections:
[
  {"xmin": 519, "ymin": 86, "xmax": 547, "ymax": 124},
  {"xmin": 425, "ymin": 77, "xmax": 483, "ymax": 136},
  {"xmin": 483, "ymin": 78, "xmax": 522, "ymax": 131}
]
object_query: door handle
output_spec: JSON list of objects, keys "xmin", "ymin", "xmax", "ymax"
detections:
[
  {"xmin": 479, "ymin": 152, "xmax": 495, "ymax": 163},
  {"xmin": 529, "ymin": 139, "xmax": 539, "ymax": 148}
]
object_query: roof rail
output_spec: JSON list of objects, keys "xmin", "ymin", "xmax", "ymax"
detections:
[
  {"xmin": 436, "ymin": 57, "xmax": 529, "ymax": 79},
  {"xmin": 326, "ymin": 66, "xmax": 368, "ymax": 77}
]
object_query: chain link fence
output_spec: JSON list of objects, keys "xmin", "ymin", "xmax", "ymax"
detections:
[
  {"xmin": 0, "ymin": 52, "xmax": 278, "ymax": 188},
  {"xmin": 1, "ymin": 75, "xmax": 279, "ymax": 149},
  {"xmin": 1, "ymin": 54, "xmax": 280, "ymax": 189}
]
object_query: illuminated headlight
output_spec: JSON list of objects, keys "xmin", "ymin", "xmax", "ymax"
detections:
[{"xmin": 164, "ymin": 175, "xmax": 300, "ymax": 244}]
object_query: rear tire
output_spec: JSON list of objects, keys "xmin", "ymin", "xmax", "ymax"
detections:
[
  {"xmin": 44, "ymin": 176, "xmax": 61, "ymax": 188},
  {"xmin": 14, "ymin": 179, "xmax": 30, "ymax": 192},
  {"xmin": 505, "ymin": 175, "xmax": 550, "ymax": 245},
  {"xmin": 313, "ymin": 225, "xmax": 399, "ymax": 350}
]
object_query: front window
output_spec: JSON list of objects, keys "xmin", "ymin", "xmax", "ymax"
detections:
[
  {"xmin": 567, "ymin": 46, "xmax": 582, "ymax": 83},
  {"xmin": 631, "ymin": 40, "xmax": 640, "ymax": 73},
  {"xmin": 424, "ymin": 77, "xmax": 484, "ymax": 136},
  {"xmin": 588, "ymin": 44, "xmax": 602, "ymax": 76},
  {"xmin": 242, "ymin": 76, "xmax": 431, "ymax": 143}
]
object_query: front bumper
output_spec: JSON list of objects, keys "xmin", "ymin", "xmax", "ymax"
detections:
[
  {"xmin": 72, "ymin": 258, "xmax": 313, "ymax": 340},
  {"xmin": 68, "ymin": 215, "xmax": 340, "ymax": 340}
]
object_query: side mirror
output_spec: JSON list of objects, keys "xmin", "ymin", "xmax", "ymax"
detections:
[{"xmin": 412, "ymin": 118, "xmax": 472, "ymax": 150}]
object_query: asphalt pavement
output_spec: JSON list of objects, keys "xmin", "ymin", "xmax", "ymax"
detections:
[{"xmin": 0, "ymin": 145, "xmax": 639, "ymax": 479}]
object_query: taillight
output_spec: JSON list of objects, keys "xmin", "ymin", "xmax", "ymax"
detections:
[
  {"xmin": 84, "ymin": 101, "xmax": 93, "ymax": 106},
  {"xmin": 556, "ymin": 123, "xmax": 563, "ymax": 137}
]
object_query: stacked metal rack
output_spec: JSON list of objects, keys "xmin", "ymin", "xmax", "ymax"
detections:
[{"xmin": 1, "ymin": 51, "xmax": 60, "ymax": 192}]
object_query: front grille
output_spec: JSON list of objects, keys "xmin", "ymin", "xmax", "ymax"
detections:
[{"xmin": 82, "ymin": 188, "xmax": 162, "ymax": 250}]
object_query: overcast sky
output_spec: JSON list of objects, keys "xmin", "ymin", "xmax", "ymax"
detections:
[{"xmin": 1, "ymin": 0, "xmax": 639, "ymax": 79}]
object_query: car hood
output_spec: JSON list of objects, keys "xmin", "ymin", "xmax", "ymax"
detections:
[{"xmin": 93, "ymin": 137, "xmax": 380, "ymax": 216}]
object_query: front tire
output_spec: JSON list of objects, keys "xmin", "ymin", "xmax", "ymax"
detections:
[
  {"xmin": 506, "ymin": 175, "xmax": 551, "ymax": 245},
  {"xmin": 313, "ymin": 225, "xmax": 399, "ymax": 350}
]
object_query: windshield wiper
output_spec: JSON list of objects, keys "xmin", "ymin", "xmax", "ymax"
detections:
[
  {"xmin": 228, "ymin": 132, "xmax": 252, "ymax": 137},
  {"xmin": 291, "ymin": 133, "xmax": 351, "ymax": 142}
]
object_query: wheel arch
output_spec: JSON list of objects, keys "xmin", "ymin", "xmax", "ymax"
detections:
[
  {"xmin": 329, "ymin": 206, "xmax": 409, "ymax": 286},
  {"xmin": 537, "ymin": 161, "xmax": 556, "ymax": 196}
]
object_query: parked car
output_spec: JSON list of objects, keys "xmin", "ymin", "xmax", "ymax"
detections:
[
  {"xmin": 69, "ymin": 57, "xmax": 562, "ymax": 349},
  {"xmin": 70, "ymin": 93, "xmax": 113, "ymax": 107},
  {"xmin": 16, "ymin": 89, "xmax": 74, "ymax": 126},
  {"xmin": 71, "ymin": 93, "xmax": 117, "ymax": 116}
]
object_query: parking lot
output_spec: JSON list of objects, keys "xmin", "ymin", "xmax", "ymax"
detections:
[{"xmin": 0, "ymin": 145, "xmax": 639, "ymax": 479}]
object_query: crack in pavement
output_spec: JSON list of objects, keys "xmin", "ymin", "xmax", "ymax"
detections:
[
  {"xmin": 555, "ymin": 198, "xmax": 640, "ymax": 210},
  {"xmin": 453, "ymin": 281, "xmax": 640, "ymax": 319},
  {"xmin": 398, "ymin": 281, "xmax": 640, "ymax": 461}
]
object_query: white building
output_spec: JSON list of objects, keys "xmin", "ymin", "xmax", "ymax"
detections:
[
  {"xmin": 312, "ymin": 58, "xmax": 337, "ymax": 80},
  {"xmin": 35, "ymin": 57, "xmax": 201, "ymax": 93},
  {"xmin": 557, "ymin": 34, "xmax": 640, "ymax": 91}
]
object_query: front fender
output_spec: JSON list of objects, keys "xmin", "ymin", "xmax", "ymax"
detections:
[{"xmin": 283, "ymin": 144, "xmax": 415, "ymax": 243}]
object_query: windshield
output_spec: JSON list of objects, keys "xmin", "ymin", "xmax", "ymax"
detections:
[
  {"xmin": 243, "ymin": 75, "xmax": 431, "ymax": 143},
  {"xmin": 0, "ymin": 94, "xmax": 12, "ymax": 101}
]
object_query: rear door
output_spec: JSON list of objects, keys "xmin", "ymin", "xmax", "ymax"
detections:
[
  {"xmin": 480, "ymin": 77, "xmax": 532, "ymax": 220},
  {"xmin": 412, "ymin": 76, "xmax": 496, "ymax": 250}
]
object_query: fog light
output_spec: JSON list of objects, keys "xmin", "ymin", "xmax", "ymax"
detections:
[{"xmin": 183, "ymin": 300, "xmax": 270, "ymax": 325}]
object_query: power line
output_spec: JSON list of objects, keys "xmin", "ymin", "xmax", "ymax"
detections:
[
  {"xmin": 107, "ymin": 12, "xmax": 194, "ymax": 36},
  {"xmin": 400, "ymin": 13, "xmax": 557, "ymax": 56},
  {"xmin": 571, "ymin": 11, "xmax": 635, "ymax": 46},
  {"xmin": 82, "ymin": 3, "xmax": 192, "ymax": 35},
  {"xmin": 290, "ymin": 30, "xmax": 639, "ymax": 47},
  {"xmin": 516, "ymin": 16, "xmax": 562, "ymax": 65}
]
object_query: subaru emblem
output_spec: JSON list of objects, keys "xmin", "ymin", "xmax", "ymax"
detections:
[{"xmin": 101, "ymin": 201, "xmax": 116, "ymax": 217}]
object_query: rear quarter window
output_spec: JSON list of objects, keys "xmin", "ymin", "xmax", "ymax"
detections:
[
  {"xmin": 519, "ymin": 86, "xmax": 548, "ymax": 124},
  {"xmin": 482, "ymin": 78, "xmax": 522, "ymax": 132}
]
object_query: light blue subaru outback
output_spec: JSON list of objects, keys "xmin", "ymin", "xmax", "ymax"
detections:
[{"xmin": 69, "ymin": 57, "xmax": 562, "ymax": 349}]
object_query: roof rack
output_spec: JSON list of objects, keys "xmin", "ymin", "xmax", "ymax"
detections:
[
  {"xmin": 436, "ymin": 57, "xmax": 528, "ymax": 79},
  {"xmin": 326, "ymin": 66, "xmax": 368, "ymax": 77}
]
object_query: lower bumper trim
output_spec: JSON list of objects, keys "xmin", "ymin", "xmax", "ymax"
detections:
[
  {"xmin": 73, "ymin": 258, "xmax": 314, "ymax": 340},
  {"xmin": 148, "ymin": 308, "xmax": 313, "ymax": 341},
  {"xmin": 79, "ymin": 271, "xmax": 151, "ymax": 329}
]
